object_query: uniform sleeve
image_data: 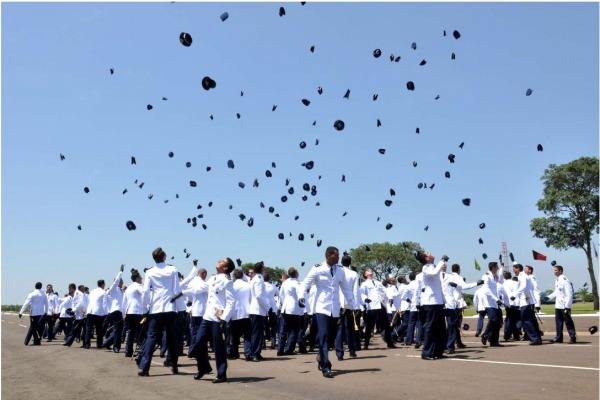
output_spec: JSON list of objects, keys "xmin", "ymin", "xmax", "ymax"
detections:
[
  {"xmin": 107, "ymin": 270, "xmax": 123, "ymax": 295},
  {"xmin": 179, "ymin": 266, "xmax": 198, "ymax": 290},
  {"xmin": 221, "ymin": 282, "xmax": 237, "ymax": 322},
  {"xmin": 20, "ymin": 293, "xmax": 33, "ymax": 315},
  {"xmin": 564, "ymin": 277, "xmax": 574, "ymax": 308},
  {"xmin": 256, "ymin": 279, "xmax": 271, "ymax": 311},
  {"xmin": 483, "ymin": 274, "xmax": 499, "ymax": 302},
  {"xmin": 300, "ymin": 266, "xmax": 318, "ymax": 297},
  {"xmin": 141, "ymin": 273, "xmax": 152, "ymax": 313},
  {"xmin": 338, "ymin": 270, "xmax": 354, "ymax": 307}
]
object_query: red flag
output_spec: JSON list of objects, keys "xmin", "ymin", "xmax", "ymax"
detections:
[{"xmin": 532, "ymin": 250, "xmax": 547, "ymax": 261}]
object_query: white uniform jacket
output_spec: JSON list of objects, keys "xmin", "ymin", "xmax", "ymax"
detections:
[
  {"xmin": 279, "ymin": 278, "xmax": 304, "ymax": 316},
  {"xmin": 20, "ymin": 289, "xmax": 49, "ymax": 316},
  {"xmin": 301, "ymin": 262, "xmax": 354, "ymax": 318},
  {"xmin": 182, "ymin": 275, "xmax": 209, "ymax": 317},
  {"xmin": 141, "ymin": 262, "xmax": 181, "ymax": 314},
  {"xmin": 547, "ymin": 274, "xmax": 574, "ymax": 309},
  {"xmin": 203, "ymin": 274, "xmax": 236, "ymax": 323},
  {"xmin": 124, "ymin": 282, "xmax": 144, "ymax": 315},
  {"xmin": 232, "ymin": 279, "xmax": 251, "ymax": 320},
  {"xmin": 249, "ymin": 274, "xmax": 270, "ymax": 316}
]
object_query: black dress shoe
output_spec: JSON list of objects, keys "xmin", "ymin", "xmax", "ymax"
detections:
[
  {"xmin": 163, "ymin": 360, "xmax": 172, "ymax": 367},
  {"xmin": 322, "ymin": 369, "xmax": 334, "ymax": 378},
  {"xmin": 349, "ymin": 352, "xmax": 357, "ymax": 358},
  {"xmin": 421, "ymin": 355, "xmax": 435, "ymax": 360},
  {"xmin": 489, "ymin": 343, "xmax": 504, "ymax": 347},
  {"xmin": 337, "ymin": 356, "xmax": 344, "ymax": 361},
  {"xmin": 434, "ymin": 354, "xmax": 448, "ymax": 359},
  {"xmin": 456, "ymin": 343, "xmax": 466, "ymax": 349},
  {"xmin": 213, "ymin": 376, "xmax": 227, "ymax": 383},
  {"xmin": 277, "ymin": 351, "xmax": 285, "ymax": 356},
  {"xmin": 550, "ymin": 338, "xmax": 562, "ymax": 344},
  {"xmin": 250, "ymin": 356, "xmax": 260, "ymax": 362},
  {"xmin": 414, "ymin": 343, "xmax": 421, "ymax": 349},
  {"xmin": 193, "ymin": 372, "xmax": 204, "ymax": 380},
  {"xmin": 125, "ymin": 354, "xmax": 132, "ymax": 358},
  {"xmin": 568, "ymin": 340, "xmax": 576, "ymax": 344},
  {"xmin": 257, "ymin": 355, "xmax": 265, "ymax": 360},
  {"xmin": 447, "ymin": 350, "xmax": 456, "ymax": 354},
  {"xmin": 113, "ymin": 348, "xmax": 120, "ymax": 353},
  {"xmin": 171, "ymin": 365, "xmax": 179, "ymax": 374},
  {"xmin": 481, "ymin": 335, "xmax": 488, "ymax": 346},
  {"xmin": 529, "ymin": 341, "xmax": 543, "ymax": 346},
  {"xmin": 387, "ymin": 343, "xmax": 397, "ymax": 349},
  {"xmin": 137, "ymin": 369, "xmax": 149, "ymax": 377}
]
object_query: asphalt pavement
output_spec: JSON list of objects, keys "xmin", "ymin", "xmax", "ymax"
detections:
[{"xmin": 2, "ymin": 313, "xmax": 598, "ymax": 400}]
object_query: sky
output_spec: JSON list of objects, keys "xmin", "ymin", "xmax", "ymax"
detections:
[{"xmin": 2, "ymin": 1, "xmax": 599, "ymax": 305}]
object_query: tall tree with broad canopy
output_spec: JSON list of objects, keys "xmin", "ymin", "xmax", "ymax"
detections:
[
  {"xmin": 530, "ymin": 156, "xmax": 599, "ymax": 310},
  {"xmin": 348, "ymin": 241, "xmax": 423, "ymax": 281}
]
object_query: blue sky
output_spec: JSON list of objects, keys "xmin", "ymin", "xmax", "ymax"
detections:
[{"xmin": 2, "ymin": 2, "xmax": 598, "ymax": 304}]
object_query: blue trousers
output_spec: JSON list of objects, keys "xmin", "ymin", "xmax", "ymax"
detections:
[
  {"xmin": 405, "ymin": 310, "xmax": 422, "ymax": 345},
  {"xmin": 249, "ymin": 314, "xmax": 267, "ymax": 358},
  {"xmin": 84, "ymin": 314, "xmax": 106, "ymax": 348},
  {"xmin": 278, "ymin": 313, "xmax": 302, "ymax": 354},
  {"xmin": 476, "ymin": 311, "xmax": 486, "ymax": 334},
  {"xmin": 102, "ymin": 310, "xmax": 124, "ymax": 351},
  {"xmin": 195, "ymin": 319, "xmax": 227, "ymax": 378},
  {"xmin": 554, "ymin": 308, "xmax": 576, "ymax": 342},
  {"xmin": 138, "ymin": 312, "xmax": 178, "ymax": 373},
  {"xmin": 520, "ymin": 305, "xmax": 541, "ymax": 343},
  {"xmin": 124, "ymin": 314, "xmax": 143, "ymax": 356},
  {"xmin": 504, "ymin": 307, "xmax": 521, "ymax": 340},
  {"xmin": 314, "ymin": 313, "xmax": 337, "ymax": 370},
  {"xmin": 64, "ymin": 318, "xmax": 85, "ymax": 346},
  {"xmin": 188, "ymin": 316, "xmax": 203, "ymax": 357},
  {"xmin": 482, "ymin": 307, "xmax": 500, "ymax": 344},
  {"xmin": 24, "ymin": 315, "xmax": 44, "ymax": 345},
  {"xmin": 445, "ymin": 308, "xmax": 459, "ymax": 351},
  {"xmin": 421, "ymin": 304, "xmax": 446, "ymax": 358},
  {"xmin": 229, "ymin": 318, "xmax": 251, "ymax": 358}
]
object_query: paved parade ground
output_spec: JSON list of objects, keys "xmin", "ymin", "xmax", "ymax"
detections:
[{"xmin": 2, "ymin": 313, "xmax": 599, "ymax": 400}]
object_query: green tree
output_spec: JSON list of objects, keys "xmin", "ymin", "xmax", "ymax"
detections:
[
  {"xmin": 576, "ymin": 286, "xmax": 589, "ymax": 303},
  {"xmin": 348, "ymin": 241, "xmax": 423, "ymax": 281},
  {"xmin": 240, "ymin": 262, "xmax": 286, "ymax": 285},
  {"xmin": 530, "ymin": 156, "xmax": 599, "ymax": 310}
]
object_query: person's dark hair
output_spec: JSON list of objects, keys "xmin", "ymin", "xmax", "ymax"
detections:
[
  {"xmin": 488, "ymin": 262, "xmax": 498, "ymax": 271},
  {"xmin": 526, "ymin": 265, "xmax": 534, "ymax": 273},
  {"xmin": 78, "ymin": 285, "xmax": 85, "ymax": 291},
  {"xmin": 253, "ymin": 261, "xmax": 265, "ymax": 274},
  {"xmin": 555, "ymin": 265, "xmax": 564, "ymax": 273},
  {"xmin": 233, "ymin": 268, "xmax": 244, "ymax": 280},
  {"xmin": 503, "ymin": 272, "xmax": 512, "ymax": 280},
  {"xmin": 398, "ymin": 275, "xmax": 407, "ymax": 284},
  {"xmin": 409, "ymin": 272, "xmax": 416, "ymax": 281},
  {"xmin": 325, "ymin": 246, "xmax": 338, "ymax": 257},
  {"xmin": 69, "ymin": 283, "xmax": 76, "ymax": 290},
  {"xmin": 224, "ymin": 257, "xmax": 235, "ymax": 274},
  {"xmin": 152, "ymin": 247, "xmax": 166, "ymax": 263},
  {"xmin": 35, "ymin": 282, "xmax": 42, "ymax": 289},
  {"xmin": 97, "ymin": 279, "xmax": 105, "ymax": 287},
  {"xmin": 288, "ymin": 267, "xmax": 298, "ymax": 278},
  {"xmin": 131, "ymin": 268, "xmax": 140, "ymax": 282},
  {"xmin": 350, "ymin": 266, "xmax": 357, "ymax": 273},
  {"xmin": 514, "ymin": 263, "xmax": 524, "ymax": 271},
  {"xmin": 264, "ymin": 273, "xmax": 271, "ymax": 282},
  {"xmin": 341, "ymin": 254, "xmax": 351, "ymax": 267},
  {"xmin": 414, "ymin": 250, "xmax": 427, "ymax": 265},
  {"xmin": 451, "ymin": 264, "xmax": 460, "ymax": 273}
]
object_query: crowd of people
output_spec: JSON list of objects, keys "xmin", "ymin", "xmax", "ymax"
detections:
[{"xmin": 18, "ymin": 246, "xmax": 578, "ymax": 381}]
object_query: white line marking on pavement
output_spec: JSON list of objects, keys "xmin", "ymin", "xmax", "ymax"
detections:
[
  {"xmin": 405, "ymin": 355, "xmax": 598, "ymax": 370},
  {"xmin": 448, "ymin": 358, "xmax": 599, "ymax": 371},
  {"xmin": 19, "ymin": 324, "xmax": 28, "ymax": 328}
]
